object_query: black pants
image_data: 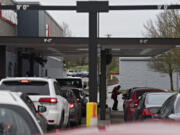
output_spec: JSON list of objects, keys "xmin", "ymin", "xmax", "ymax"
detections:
[{"xmin": 112, "ymin": 99, "xmax": 118, "ymax": 110}]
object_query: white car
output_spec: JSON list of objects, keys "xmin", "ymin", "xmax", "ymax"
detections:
[
  {"xmin": 66, "ymin": 70, "xmax": 76, "ymax": 77},
  {"xmin": 0, "ymin": 77, "xmax": 69, "ymax": 128},
  {"xmin": 0, "ymin": 91, "xmax": 43, "ymax": 135}
]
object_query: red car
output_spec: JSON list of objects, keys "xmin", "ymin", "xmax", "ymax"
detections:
[
  {"xmin": 46, "ymin": 121, "xmax": 180, "ymax": 135},
  {"xmin": 122, "ymin": 87, "xmax": 167, "ymax": 121}
]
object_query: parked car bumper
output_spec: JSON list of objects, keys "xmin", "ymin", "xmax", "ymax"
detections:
[{"xmin": 44, "ymin": 110, "xmax": 60, "ymax": 125}]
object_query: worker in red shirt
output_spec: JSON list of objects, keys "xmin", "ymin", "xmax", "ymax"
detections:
[{"xmin": 111, "ymin": 85, "xmax": 121, "ymax": 111}]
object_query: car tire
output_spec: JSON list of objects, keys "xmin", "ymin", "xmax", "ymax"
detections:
[
  {"xmin": 66, "ymin": 118, "xmax": 71, "ymax": 128},
  {"xmin": 124, "ymin": 110, "xmax": 127, "ymax": 122},
  {"xmin": 78, "ymin": 117, "xmax": 82, "ymax": 125},
  {"xmin": 79, "ymin": 109, "xmax": 82, "ymax": 125},
  {"xmin": 58, "ymin": 112, "xmax": 64, "ymax": 129}
]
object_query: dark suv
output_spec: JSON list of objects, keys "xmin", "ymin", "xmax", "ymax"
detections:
[{"xmin": 59, "ymin": 88, "xmax": 82, "ymax": 125}]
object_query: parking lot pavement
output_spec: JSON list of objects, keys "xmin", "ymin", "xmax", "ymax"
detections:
[
  {"xmin": 106, "ymin": 85, "xmax": 124, "ymax": 124},
  {"xmin": 61, "ymin": 109, "xmax": 124, "ymax": 129},
  {"xmin": 69, "ymin": 84, "xmax": 125, "ymax": 128}
]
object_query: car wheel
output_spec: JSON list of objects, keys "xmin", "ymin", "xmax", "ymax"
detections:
[
  {"xmin": 66, "ymin": 119, "xmax": 70, "ymax": 128},
  {"xmin": 79, "ymin": 109, "xmax": 82, "ymax": 125},
  {"xmin": 58, "ymin": 112, "xmax": 64, "ymax": 129},
  {"xmin": 124, "ymin": 110, "xmax": 127, "ymax": 121},
  {"xmin": 78, "ymin": 117, "xmax": 82, "ymax": 125}
]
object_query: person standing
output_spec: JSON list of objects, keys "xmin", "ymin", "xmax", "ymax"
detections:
[{"xmin": 111, "ymin": 85, "xmax": 121, "ymax": 111}]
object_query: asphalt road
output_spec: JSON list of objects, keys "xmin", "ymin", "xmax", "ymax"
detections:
[
  {"xmin": 67, "ymin": 84, "xmax": 125, "ymax": 129},
  {"xmin": 106, "ymin": 85, "xmax": 124, "ymax": 124}
]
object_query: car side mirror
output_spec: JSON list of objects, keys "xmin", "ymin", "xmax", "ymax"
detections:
[
  {"xmin": 138, "ymin": 96, "xmax": 142, "ymax": 100},
  {"xmin": 129, "ymin": 103, "xmax": 138, "ymax": 108},
  {"xmin": 38, "ymin": 105, "xmax": 47, "ymax": 113},
  {"xmin": 122, "ymin": 93, "xmax": 130, "ymax": 100}
]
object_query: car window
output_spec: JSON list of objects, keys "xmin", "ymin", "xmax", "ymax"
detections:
[
  {"xmin": 0, "ymin": 81, "xmax": 49, "ymax": 95},
  {"xmin": 175, "ymin": 96, "xmax": 180, "ymax": 113},
  {"xmin": 59, "ymin": 90, "xmax": 67, "ymax": 98},
  {"xmin": 20, "ymin": 94, "xmax": 37, "ymax": 116},
  {"xmin": 137, "ymin": 95, "xmax": 145, "ymax": 110},
  {"xmin": 57, "ymin": 79, "xmax": 82, "ymax": 88},
  {"xmin": 125, "ymin": 89, "xmax": 132, "ymax": 98},
  {"xmin": 54, "ymin": 82, "xmax": 61, "ymax": 95},
  {"xmin": 159, "ymin": 94, "xmax": 177, "ymax": 117},
  {"xmin": 145, "ymin": 93, "xmax": 174, "ymax": 106},
  {"xmin": 66, "ymin": 91, "xmax": 76, "ymax": 102},
  {"xmin": 0, "ymin": 104, "xmax": 40, "ymax": 135},
  {"xmin": 135, "ymin": 90, "xmax": 164, "ymax": 99},
  {"xmin": 0, "ymin": 108, "xmax": 31, "ymax": 135},
  {"xmin": 72, "ymin": 89, "xmax": 81, "ymax": 98},
  {"xmin": 59, "ymin": 89, "xmax": 76, "ymax": 102}
]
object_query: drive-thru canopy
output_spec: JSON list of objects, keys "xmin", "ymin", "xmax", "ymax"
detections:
[
  {"xmin": 0, "ymin": 37, "xmax": 177, "ymax": 56},
  {"xmin": 1, "ymin": 1, "xmax": 180, "ymax": 120}
]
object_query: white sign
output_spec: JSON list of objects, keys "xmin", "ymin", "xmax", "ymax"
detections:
[
  {"xmin": 16, "ymin": 4, "xmax": 30, "ymax": 11},
  {"xmin": 46, "ymin": 24, "xmax": 50, "ymax": 37},
  {"xmin": 1, "ymin": 3, "xmax": 17, "ymax": 25}
]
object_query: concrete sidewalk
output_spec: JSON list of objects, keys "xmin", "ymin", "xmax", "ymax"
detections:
[
  {"xmin": 110, "ymin": 110, "xmax": 124, "ymax": 124},
  {"xmin": 98, "ymin": 108, "xmax": 124, "ymax": 125},
  {"xmin": 98, "ymin": 107, "xmax": 111, "ymax": 125},
  {"xmin": 80, "ymin": 108, "xmax": 124, "ymax": 127}
]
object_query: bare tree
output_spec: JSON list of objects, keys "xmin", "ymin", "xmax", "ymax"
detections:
[
  {"xmin": 61, "ymin": 22, "xmax": 72, "ymax": 37},
  {"xmin": 148, "ymin": 49, "xmax": 177, "ymax": 90},
  {"xmin": 144, "ymin": 10, "xmax": 180, "ymax": 90},
  {"xmin": 144, "ymin": 10, "xmax": 180, "ymax": 37}
]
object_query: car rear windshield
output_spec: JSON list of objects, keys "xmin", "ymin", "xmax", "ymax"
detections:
[
  {"xmin": 59, "ymin": 90, "xmax": 76, "ymax": 102},
  {"xmin": 145, "ymin": 93, "xmax": 174, "ymax": 106},
  {"xmin": 175, "ymin": 97, "xmax": 180, "ymax": 113},
  {"xmin": 0, "ymin": 80, "xmax": 49, "ymax": 95},
  {"xmin": 71, "ymin": 89, "xmax": 81, "ymax": 98},
  {"xmin": 135, "ymin": 90, "xmax": 164, "ymax": 99},
  {"xmin": 0, "ymin": 104, "xmax": 39, "ymax": 135},
  {"xmin": 57, "ymin": 79, "xmax": 82, "ymax": 88}
]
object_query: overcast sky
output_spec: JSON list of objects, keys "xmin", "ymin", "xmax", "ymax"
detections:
[{"xmin": 15, "ymin": 0, "xmax": 180, "ymax": 37}]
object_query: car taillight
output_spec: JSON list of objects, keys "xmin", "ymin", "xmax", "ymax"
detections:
[
  {"xmin": 142, "ymin": 109, "xmax": 154, "ymax": 116},
  {"xmin": 48, "ymin": 120, "xmax": 54, "ymax": 123},
  {"xmin": 68, "ymin": 101, "xmax": 75, "ymax": 109},
  {"xmin": 129, "ymin": 103, "xmax": 138, "ymax": 108},
  {"xmin": 20, "ymin": 80, "xmax": 30, "ymax": 83},
  {"xmin": 39, "ymin": 98, "xmax": 57, "ymax": 103},
  {"xmin": 7, "ymin": 125, "xmax": 11, "ymax": 130},
  {"xmin": 77, "ymin": 98, "xmax": 80, "ymax": 101}
]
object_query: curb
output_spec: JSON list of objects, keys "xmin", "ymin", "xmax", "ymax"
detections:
[{"xmin": 97, "ymin": 107, "xmax": 111, "ymax": 126}]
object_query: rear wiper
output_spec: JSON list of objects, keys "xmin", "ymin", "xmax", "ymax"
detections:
[{"xmin": 26, "ymin": 93, "xmax": 40, "ymax": 95}]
